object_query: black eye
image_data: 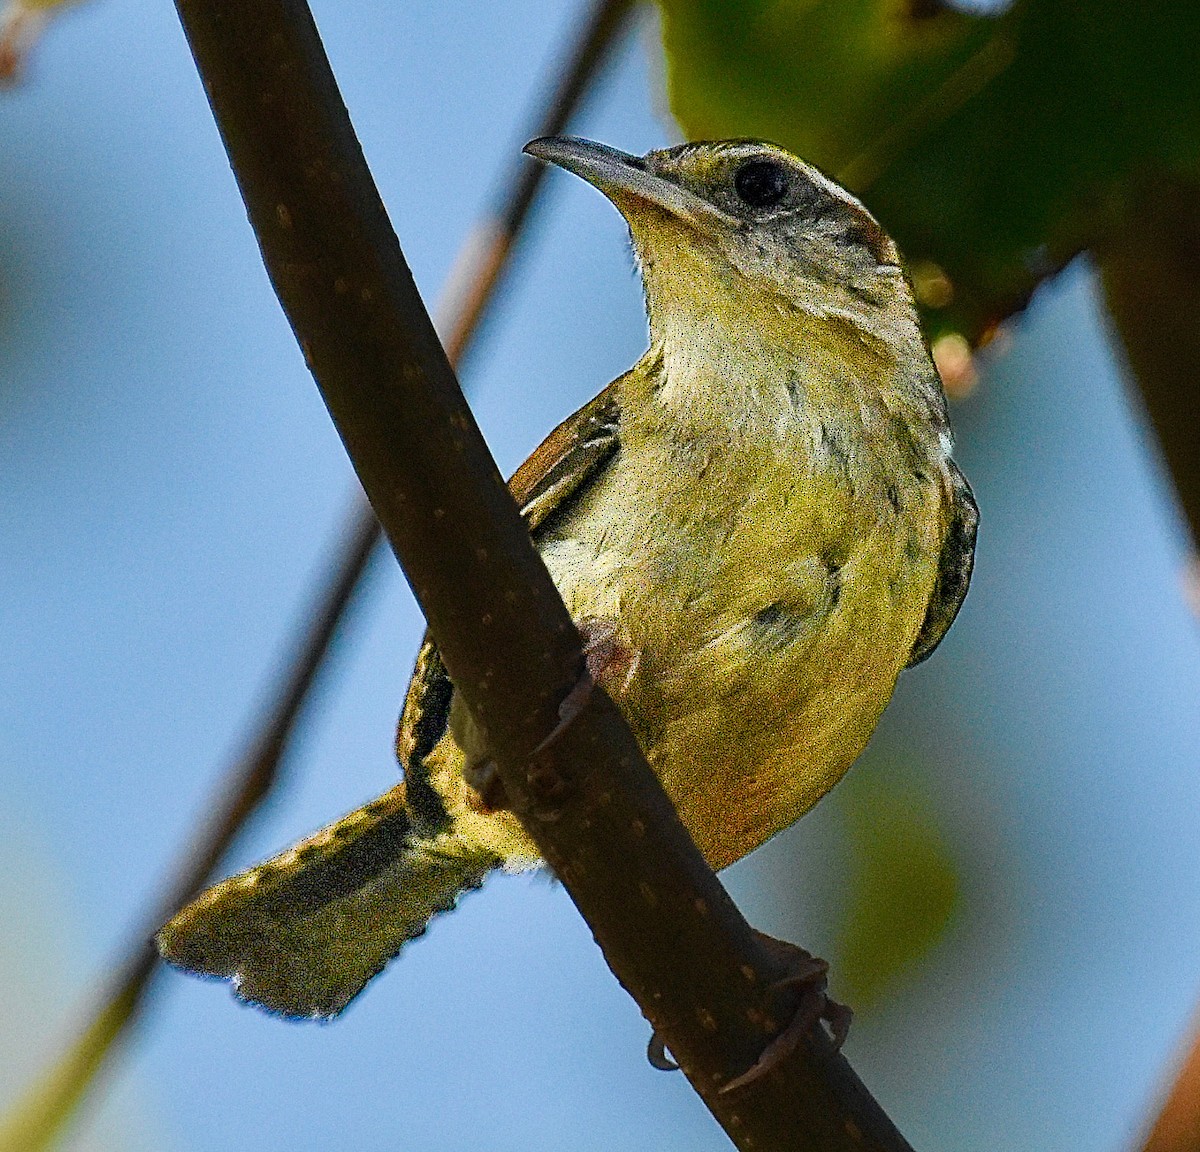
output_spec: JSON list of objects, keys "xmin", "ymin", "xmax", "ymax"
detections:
[{"xmin": 734, "ymin": 159, "xmax": 789, "ymax": 209}]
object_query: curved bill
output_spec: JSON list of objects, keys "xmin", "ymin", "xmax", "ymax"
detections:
[{"xmin": 523, "ymin": 136, "xmax": 727, "ymax": 229}]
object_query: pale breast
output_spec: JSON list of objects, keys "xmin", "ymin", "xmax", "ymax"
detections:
[{"xmin": 535, "ymin": 399, "xmax": 945, "ymax": 866}]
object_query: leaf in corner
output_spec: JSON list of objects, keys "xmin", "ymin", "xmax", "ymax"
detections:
[{"xmin": 655, "ymin": 0, "xmax": 1200, "ymax": 345}]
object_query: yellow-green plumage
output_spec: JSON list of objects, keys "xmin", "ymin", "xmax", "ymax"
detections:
[{"xmin": 158, "ymin": 137, "xmax": 976, "ymax": 1018}]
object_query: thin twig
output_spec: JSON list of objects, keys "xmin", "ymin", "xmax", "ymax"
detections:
[
  {"xmin": 436, "ymin": 0, "xmax": 637, "ymax": 366},
  {"xmin": 171, "ymin": 0, "xmax": 916, "ymax": 1147},
  {"xmin": 0, "ymin": 4, "xmax": 633, "ymax": 1150}
]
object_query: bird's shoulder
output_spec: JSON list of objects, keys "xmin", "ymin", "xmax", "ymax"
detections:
[{"xmin": 509, "ymin": 374, "xmax": 624, "ymax": 532}]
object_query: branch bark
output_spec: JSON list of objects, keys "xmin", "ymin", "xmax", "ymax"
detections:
[
  {"xmin": 0, "ymin": 6, "xmax": 634, "ymax": 1151},
  {"xmin": 171, "ymin": 0, "xmax": 917, "ymax": 1148}
]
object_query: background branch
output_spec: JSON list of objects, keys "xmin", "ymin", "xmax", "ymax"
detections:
[
  {"xmin": 0, "ymin": 3, "xmax": 633, "ymax": 1149},
  {"xmin": 171, "ymin": 0, "xmax": 916, "ymax": 1147},
  {"xmin": 1137, "ymin": 1001, "xmax": 1200, "ymax": 1152},
  {"xmin": 1098, "ymin": 174, "xmax": 1200, "ymax": 545}
]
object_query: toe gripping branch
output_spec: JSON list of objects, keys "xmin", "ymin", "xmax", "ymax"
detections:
[
  {"xmin": 465, "ymin": 617, "xmax": 634, "ymax": 817},
  {"xmin": 468, "ymin": 619, "xmax": 856, "ymax": 1093},
  {"xmin": 647, "ymin": 933, "xmax": 852, "ymax": 1093},
  {"xmin": 719, "ymin": 942, "xmax": 852, "ymax": 1095}
]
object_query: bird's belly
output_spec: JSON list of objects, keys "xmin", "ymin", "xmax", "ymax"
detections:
[{"xmin": 539, "ymin": 483, "xmax": 939, "ymax": 870}]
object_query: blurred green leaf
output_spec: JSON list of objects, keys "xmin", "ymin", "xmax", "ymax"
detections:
[
  {"xmin": 656, "ymin": 0, "xmax": 1200, "ymax": 344},
  {"xmin": 833, "ymin": 768, "xmax": 959, "ymax": 1006}
]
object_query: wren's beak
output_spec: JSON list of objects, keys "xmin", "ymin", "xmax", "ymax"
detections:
[{"xmin": 523, "ymin": 136, "xmax": 727, "ymax": 231}]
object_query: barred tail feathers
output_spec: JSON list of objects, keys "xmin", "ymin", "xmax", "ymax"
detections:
[{"xmin": 156, "ymin": 782, "xmax": 499, "ymax": 1018}]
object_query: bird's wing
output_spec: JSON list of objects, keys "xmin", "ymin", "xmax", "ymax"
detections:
[
  {"xmin": 906, "ymin": 459, "xmax": 978, "ymax": 667},
  {"xmin": 397, "ymin": 379, "xmax": 624, "ymax": 780},
  {"xmin": 509, "ymin": 378, "xmax": 623, "ymax": 532}
]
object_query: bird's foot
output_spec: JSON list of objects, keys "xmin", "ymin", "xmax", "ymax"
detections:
[
  {"xmin": 463, "ymin": 758, "xmax": 508, "ymax": 813},
  {"xmin": 644, "ymin": 933, "xmax": 850, "ymax": 1085},
  {"xmin": 577, "ymin": 615, "xmax": 640, "ymax": 697},
  {"xmin": 524, "ymin": 616, "xmax": 640, "ymax": 762},
  {"xmin": 464, "ymin": 618, "xmax": 639, "ymax": 815},
  {"xmin": 718, "ymin": 932, "xmax": 852, "ymax": 1095}
]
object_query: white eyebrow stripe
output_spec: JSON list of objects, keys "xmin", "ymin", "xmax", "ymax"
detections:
[{"xmin": 800, "ymin": 162, "xmax": 876, "ymax": 221}]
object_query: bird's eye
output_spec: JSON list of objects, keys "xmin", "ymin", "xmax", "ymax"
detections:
[{"xmin": 734, "ymin": 159, "xmax": 789, "ymax": 209}]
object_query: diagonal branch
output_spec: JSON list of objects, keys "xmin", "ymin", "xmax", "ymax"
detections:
[
  {"xmin": 171, "ymin": 0, "xmax": 917, "ymax": 1148},
  {"xmin": 0, "ymin": 4, "xmax": 634, "ymax": 1150}
]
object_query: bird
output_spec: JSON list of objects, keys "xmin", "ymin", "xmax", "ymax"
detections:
[{"xmin": 157, "ymin": 136, "xmax": 977, "ymax": 1021}]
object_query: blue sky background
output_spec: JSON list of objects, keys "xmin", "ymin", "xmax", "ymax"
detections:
[{"xmin": 2, "ymin": 2, "xmax": 1200, "ymax": 1150}]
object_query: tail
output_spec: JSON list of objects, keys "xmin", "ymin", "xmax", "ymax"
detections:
[{"xmin": 156, "ymin": 783, "xmax": 499, "ymax": 1017}]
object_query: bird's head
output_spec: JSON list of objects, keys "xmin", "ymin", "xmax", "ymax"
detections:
[{"xmin": 523, "ymin": 136, "xmax": 921, "ymax": 355}]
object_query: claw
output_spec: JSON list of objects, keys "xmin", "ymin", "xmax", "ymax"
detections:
[
  {"xmin": 523, "ymin": 616, "xmax": 640, "ymax": 767},
  {"xmin": 464, "ymin": 618, "xmax": 640, "ymax": 813},
  {"xmin": 719, "ymin": 933, "xmax": 852, "ymax": 1095},
  {"xmin": 647, "ymin": 1031, "xmax": 680, "ymax": 1072}
]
